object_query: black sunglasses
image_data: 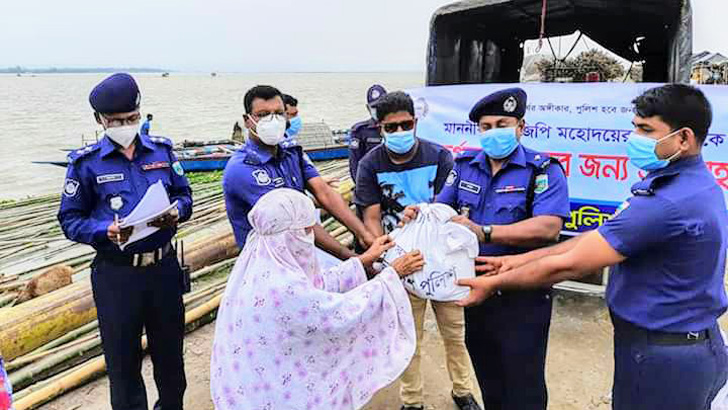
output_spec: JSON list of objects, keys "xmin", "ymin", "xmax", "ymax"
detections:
[{"xmin": 381, "ymin": 120, "xmax": 415, "ymax": 134}]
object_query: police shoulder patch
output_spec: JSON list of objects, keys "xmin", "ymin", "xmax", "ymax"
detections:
[
  {"xmin": 534, "ymin": 174, "xmax": 549, "ymax": 194},
  {"xmin": 63, "ymin": 179, "xmax": 80, "ymax": 198},
  {"xmin": 172, "ymin": 161, "xmax": 184, "ymax": 176},
  {"xmin": 252, "ymin": 169, "xmax": 272, "ymax": 186},
  {"xmin": 445, "ymin": 169, "xmax": 458, "ymax": 186}
]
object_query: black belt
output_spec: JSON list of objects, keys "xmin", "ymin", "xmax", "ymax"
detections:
[
  {"xmin": 611, "ymin": 313, "xmax": 709, "ymax": 345},
  {"xmin": 98, "ymin": 243, "xmax": 174, "ymax": 268}
]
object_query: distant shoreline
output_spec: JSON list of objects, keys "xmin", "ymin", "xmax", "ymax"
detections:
[{"xmin": 1, "ymin": 67, "xmax": 170, "ymax": 74}]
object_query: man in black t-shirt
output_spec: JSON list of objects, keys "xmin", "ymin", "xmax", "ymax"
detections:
[{"xmin": 354, "ymin": 91, "xmax": 480, "ymax": 410}]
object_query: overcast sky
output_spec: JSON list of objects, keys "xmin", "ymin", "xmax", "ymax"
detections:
[{"xmin": 2, "ymin": 0, "xmax": 726, "ymax": 72}]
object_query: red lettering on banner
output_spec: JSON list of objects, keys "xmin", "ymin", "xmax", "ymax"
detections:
[
  {"xmin": 707, "ymin": 161, "xmax": 728, "ymax": 190},
  {"xmin": 443, "ymin": 140, "xmax": 477, "ymax": 155},
  {"xmin": 578, "ymin": 154, "xmax": 629, "ymax": 181}
]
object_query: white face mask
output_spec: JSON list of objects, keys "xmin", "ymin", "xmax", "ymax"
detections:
[
  {"xmin": 105, "ymin": 124, "xmax": 139, "ymax": 149},
  {"xmin": 252, "ymin": 115, "xmax": 287, "ymax": 146}
]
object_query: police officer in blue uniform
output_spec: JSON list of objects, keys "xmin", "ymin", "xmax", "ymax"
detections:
[
  {"xmin": 404, "ymin": 87, "xmax": 570, "ymax": 410},
  {"xmin": 58, "ymin": 73, "xmax": 192, "ymax": 410},
  {"xmin": 458, "ymin": 84, "xmax": 728, "ymax": 410},
  {"xmin": 223, "ymin": 85, "xmax": 375, "ymax": 257},
  {"xmin": 348, "ymin": 84, "xmax": 387, "ymax": 181}
]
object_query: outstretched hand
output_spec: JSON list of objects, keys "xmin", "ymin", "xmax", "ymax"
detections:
[
  {"xmin": 391, "ymin": 250, "xmax": 425, "ymax": 277},
  {"xmin": 450, "ymin": 215, "xmax": 485, "ymax": 242},
  {"xmin": 358, "ymin": 235, "xmax": 395, "ymax": 268},
  {"xmin": 456, "ymin": 276, "xmax": 499, "ymax": 307},
  {"xmin": 398, "ymin": 205, "xmax": 420, "ymax": 226},
  {"xmin": 475, "ymin": 254, "xmax": 528, "ymax": 276}
]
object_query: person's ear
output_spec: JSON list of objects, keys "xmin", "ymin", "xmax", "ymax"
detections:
[
  {"xmin": 94, "ymin": 112, "xmax": 104, "ymax": 127},
  {"xmin": 243, "ymin": 114, "xmax": 254, "ymax": 130},
  {"xmin": 680, "ymin": 127, "xmax": 696, "ymax": 151},
  {"xmin": 515, "ymin": 118, "xmax": 526, "ymax": 138}
]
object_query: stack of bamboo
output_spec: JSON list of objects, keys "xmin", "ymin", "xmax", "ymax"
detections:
[{"xmin": 0, "ymin": 159, "xmax": 357, "ymax": 410}]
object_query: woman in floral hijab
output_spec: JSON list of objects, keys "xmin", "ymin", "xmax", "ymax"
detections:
[{"xmin": 211, "ymin": 188, "xmax": 424, "ymax": 410}]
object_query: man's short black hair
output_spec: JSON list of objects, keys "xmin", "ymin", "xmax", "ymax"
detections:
[
  {"xmin": 147, "ymin": 114, "xmax": 153, "ymax": 120},
  {"xmin": 375, "ymin": 91, "xmax": 414, "ymax": 122},
  {"xmin": 632, "ymin": 84, "xmax": 713, "ymax": 144},
  {"xmin": 244, "ymin": 85, "xmax": 284, "ymax": 114},
  {"xmin": 282, "ymin": 94, "xmax": 298, "ymax": 107}
]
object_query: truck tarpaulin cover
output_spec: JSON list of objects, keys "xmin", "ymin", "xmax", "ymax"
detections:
[{"xmin": 427, "ymin": 0, "xmax": 692, "ymax": 85}]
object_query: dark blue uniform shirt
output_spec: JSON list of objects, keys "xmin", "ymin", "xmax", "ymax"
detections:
[
  {"xmin": 599, "ymin": 155, "xmax": 728, "ymax": 332},
  {"xmin": 223, "ymin": 140, "xmax": 320, "ymax": 248},
  {"xmin": 437, "ymin": 145, "xmax": 570, "ymax": 257},
  {"xmin": 348, "ymin": 119, "xmax": 383, "ymax": 181},
  {"xmin": 58, "ymin": 134, "xmax": 193, "ymax": 254}
]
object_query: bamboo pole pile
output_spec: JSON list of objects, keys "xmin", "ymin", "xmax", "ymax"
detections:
[{"xmin": 2, "ymin": 159, "xmax": 360, "ymax": 409}]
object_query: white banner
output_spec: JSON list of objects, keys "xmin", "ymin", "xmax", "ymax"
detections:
[{"xmin": 406, "ymin": 83, "xmax": 728, "ymax": 233}]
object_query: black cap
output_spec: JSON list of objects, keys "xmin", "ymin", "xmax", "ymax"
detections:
[
  {"xmin": 89, "ymin": 73, "xmax": 141, "ymax": 114},
  {"xmin": 367, "ymin": 84, "xmax": 387, "ymax": 106},
  {"xmin": 469, "ymin": 87, "xmax": 527, "ymax": 122}
]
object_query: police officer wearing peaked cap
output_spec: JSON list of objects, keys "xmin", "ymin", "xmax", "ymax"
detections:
[
  {"xmin": 57, "ymin": 73, "xmax": 192, "ymax": 410},
  {"xmin": 348, "ymin": 84, "xmax": 387, "ymax": 181},
  {"xmin": 403, "ymin": 87, "xmax": 570, "ymax": 410},
  {"xmin": 457, "ymin": 84, "xmax": 728, "ymax": 410}
]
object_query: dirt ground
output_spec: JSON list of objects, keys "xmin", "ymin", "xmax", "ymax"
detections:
[{"xmin": 40, "ymin": 293, "xmax": 615, "ymax": 410}]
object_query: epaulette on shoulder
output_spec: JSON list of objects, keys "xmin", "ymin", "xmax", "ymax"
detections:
[
  {"xmin": 66, "ymin": 144, "xmax": 100, "ymax": 165},
  {"xmin": 523, "ymin": 147, "xmax": 552, "ymax": 168},
  {"xmin": 454, "ymin": 149, "xmax": 478, "ymax": 161},
  {"xmin": 148, "ymin": 136, "xmax": 174, "ymax": 148},
  {"xmin": 241, "ymin": 148, "xmax": 262, "ymax": 166},
  {"xmin": 632, "ymin": 173, "xmax": 679, "ymax": 196}
]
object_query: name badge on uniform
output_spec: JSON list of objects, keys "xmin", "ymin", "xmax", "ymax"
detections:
[
  {"xmin": 141, "ymin": 161, "xmax": 170, "ymax": 171},
  {"xmin": 273, "ymin": 177, "xmax": 285, "ymax": 188},
  {"xmin": 495, "ymin": 185, "xmax": 526, "ymax": 194},
  {"xmin": 459, "ymin": 180, "xmax": 481, "ymax": 194},
  {"xmin": 96, "ymin": 173, "xmax": 125, "ymax": 184}
]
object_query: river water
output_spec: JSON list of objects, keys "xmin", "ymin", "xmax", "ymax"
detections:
[{"xmin": 0, "ymin": 72, "xmax": 424, "ymax": 200}]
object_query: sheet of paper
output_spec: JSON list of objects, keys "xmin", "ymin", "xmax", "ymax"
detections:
[{"xmin": 118, "ymin": 180, "xmax": 176, "ymax": 251}]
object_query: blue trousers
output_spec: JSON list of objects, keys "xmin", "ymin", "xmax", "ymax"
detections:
[
  {"xmin": 465, "ymin": 289, "xmax": 553, "ymax": 410},
  {"xmin": 91, "ymin": 255, "xmax": 186, "ymax": 410},
  {"xmin": 612, "ymin": 315, "xmax": 728, "ymax": 410}
]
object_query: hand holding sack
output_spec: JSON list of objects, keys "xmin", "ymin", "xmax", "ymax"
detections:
[{"xmin": 383, "ymin": 203, "xmax": 479, "ymax": 301}]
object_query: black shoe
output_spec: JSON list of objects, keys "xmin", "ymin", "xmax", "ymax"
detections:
[
  {"xmin": 400, "ymin": 406, "xmax": 424, "ymax": 410},
  {"xmin": 451, "ymin": 392, "xmax": 482, "ymax": 410}
]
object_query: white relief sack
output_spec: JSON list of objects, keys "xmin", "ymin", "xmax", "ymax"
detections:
[{"xmin": 383, "ymin": 203, "xmax": 479, "ymax": 301}]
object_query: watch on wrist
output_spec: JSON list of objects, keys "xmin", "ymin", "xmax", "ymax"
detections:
[{"xmin": 480, "ymin": 225, "xmax": 493, "ymax": 243}]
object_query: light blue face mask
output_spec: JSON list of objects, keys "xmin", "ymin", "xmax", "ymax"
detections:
[
  {"xmin": 626, "ymin": 130, "xmax": 681, "ymax": 171},
  {"xmin": 287, "ymin": 116, "xmax": 302, "ymax": 137},
  {"xmin": 479, "ymin": 127, "xmax": 519, "ymax": 159},
  {"xmin": 384, "ymin": 130, "xmax": 416, "ymax": 154}
]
